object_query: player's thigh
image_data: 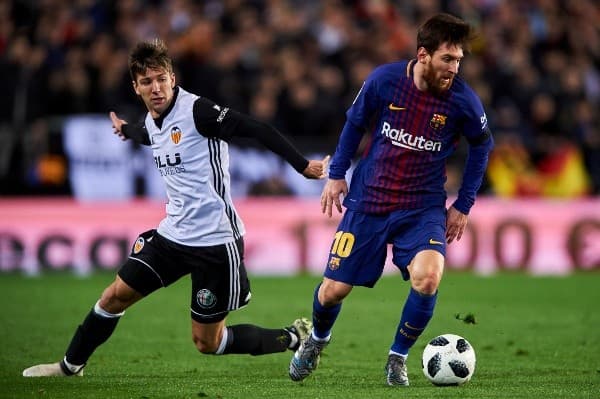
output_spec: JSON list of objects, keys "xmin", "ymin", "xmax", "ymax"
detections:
[
  {"xmin": 189, "ymin": 238, "xmax": 251, "ymax": 322},
  {"xmin": 324, "ymin": 210, "xmax": 389, "ymax": 287},
  {"xmin": 391, "ymin": 206, "xmax": 446, "ymax": 281},
  {"xmin": 118, "ymin": 229, "xmax": 189, "ymax": 297}
]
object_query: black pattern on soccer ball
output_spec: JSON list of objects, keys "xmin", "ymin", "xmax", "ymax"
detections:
[
  {"xmin": 427, "ymin": 352, "xmax": 442, "ymax": 377},
  {"xmin": 456, "ymin": 338, "xmax": 471, "ymax": 353},
  {"xmin": 429, "ymin": 336, "xmax": 450, "ymax": 346},
  {"xmin": 448, "ymin": 359, "xmax": 470, "ymax": 378}
]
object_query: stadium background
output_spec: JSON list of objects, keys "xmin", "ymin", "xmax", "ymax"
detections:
[
  {"xmin": 0, "ymin": 0, "xmax": 597, "ymax": 275},
  {"xmin": 0, "ymin": 2, "xmax": 598, "ymax": 398}
]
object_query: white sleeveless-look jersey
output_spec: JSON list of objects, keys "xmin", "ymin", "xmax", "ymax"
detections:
[{"xmin": 145, "ymin": 87, "xmax": 245, "ymax": 246}]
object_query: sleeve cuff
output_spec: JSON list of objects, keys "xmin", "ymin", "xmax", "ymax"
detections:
[{"xmin": 451, "ymin": 197, "xmax": 473, "ymax": 215}]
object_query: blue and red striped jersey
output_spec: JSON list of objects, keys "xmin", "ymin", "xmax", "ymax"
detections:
[{"xmin": 329, "ymin": 59, "xmax": 492, "ymax": 214}]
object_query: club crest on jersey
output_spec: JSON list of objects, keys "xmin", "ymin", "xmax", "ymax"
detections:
[
  {"xmin": 170, "ymin": 126, "xmax": 182, "ymax": 144},
  {"xmin": 133, "ymin": 237, "xmax": 145, "ymax": 254},
  {"xmin": 328, "ymin": 256, "xmax": 341, "ymax": 271},
  {"xmin": 430, "ymin": 113, "xmax": 447, "ymax": 130},
  {"xmin": 196, "ymin": 289, "xmax": 217, "ymax": 309}
]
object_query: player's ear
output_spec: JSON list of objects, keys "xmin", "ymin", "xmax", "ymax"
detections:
[
  {"xmin": 417, "ymin": 47, "xmax": 430, "ymax": 63},
  {"xmin": 132, "ymin": 80, "xmax": 140, "ymax": 95},
  {"xmin": 171, "ymin": 72, "xmax": 176, "ymax": 88}
]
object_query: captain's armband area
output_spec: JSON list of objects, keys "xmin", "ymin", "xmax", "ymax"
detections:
[{"xmin": 466, "ymin": 127, "xmax": 492, "ymax": 146}]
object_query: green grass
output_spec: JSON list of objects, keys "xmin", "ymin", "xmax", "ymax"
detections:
[{"xmin": 1, "ymin": 271, "xmax": 599, "ymax": 399}]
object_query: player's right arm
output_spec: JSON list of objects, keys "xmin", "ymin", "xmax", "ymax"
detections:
[
  {"xmin": 321, "ymin": 178, "xmax": 348, "ymax": 217},
  {"xmin": 323, "ymin": 72, "xmax": 379, "ymax": 216},
  {"xmin": 322, "ymin": 121, "xmax": 364, "ymax": 217}
]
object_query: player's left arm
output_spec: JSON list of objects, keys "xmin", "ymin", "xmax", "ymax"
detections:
[
  {"xmin": 109, "ymin": 111, "xmax": 151, "ymax": 145},
  {"xmin": 192, "ymin": 97, "xmax": 327, "ymax": 179},
  {"xmin": 447, "ymin": 96, "xmax": 494, "ymax": 243}
]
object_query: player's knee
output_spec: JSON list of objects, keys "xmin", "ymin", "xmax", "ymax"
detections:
[
  {"xmin": 192, "ymin": 334, "xmax": 219, "ymax": 354},
  {"xmin": 319, "ymin": 280, "xmax": 351, "ymax": 306},
  {"xmin": 98, "ymin": 281, "xmax": 138, "ymax": 313},
  {"xmin": 114, "ymin": 284, "xmax": 137, "ymax": 302},
  {"xmin": 412, "ymin": 270, "xmax": 441, "ymax": 295}
]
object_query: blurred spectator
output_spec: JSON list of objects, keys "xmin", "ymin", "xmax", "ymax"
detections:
[{"xmin": 0, "ymin": 0, "xmax": 598, "ymax": 197}]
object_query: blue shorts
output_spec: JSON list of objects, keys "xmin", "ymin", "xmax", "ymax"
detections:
[{"xmin": 323, "ymin": 206, "xmax": 446, "ymax": 287}]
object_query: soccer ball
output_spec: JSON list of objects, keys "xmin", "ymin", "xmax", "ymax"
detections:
[{"xmin": 422, "ymin": 334, "xmax": 476, "ymax": 386}]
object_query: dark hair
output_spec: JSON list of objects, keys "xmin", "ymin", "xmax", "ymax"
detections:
[
  {"xmin": 128, "ymin": 38, "xmax": 173, "ymax": 81},
  {"xmin": 417, "ymin": 13, "xmax": 474, "ymax": 54}
]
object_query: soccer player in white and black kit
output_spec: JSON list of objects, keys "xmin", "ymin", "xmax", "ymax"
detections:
[{"xmin": 23, "ymin": 39, "xmax": 329, "ymax": 377}]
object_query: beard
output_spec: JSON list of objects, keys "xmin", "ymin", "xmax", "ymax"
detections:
[{"xmin": 423, "ymin": 65, "xmax": 454, "ymax": 96}]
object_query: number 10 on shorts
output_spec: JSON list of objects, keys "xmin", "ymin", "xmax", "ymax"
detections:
[{"xmin": 331, "ymin": 231, "xmax": 355, "ymax": 257}]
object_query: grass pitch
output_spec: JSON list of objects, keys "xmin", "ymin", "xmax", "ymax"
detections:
[{"xmin": 1, "ymin": 271, "xmax": 599, "ymax": 399}]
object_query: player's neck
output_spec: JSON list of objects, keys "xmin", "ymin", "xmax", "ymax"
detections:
[{"xmin": 412, "ymin": 62, "xmax": 429, "ymax": 92}]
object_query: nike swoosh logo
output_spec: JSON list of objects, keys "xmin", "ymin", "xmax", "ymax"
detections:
[
  {"xmin": 429, "ymin": 238, "xmax": 444, "ymax": 245},
  {"xmin": 404, "ymin": 322, "xmax": 425, "ymax": 331},
  {"xmin": 388, "ymin": 103, "xmax": 406, "ymax": 111}
]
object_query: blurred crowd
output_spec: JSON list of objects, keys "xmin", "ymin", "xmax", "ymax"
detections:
[{"xmin": 0, "ymin": 0, "xmax": 598, "ymax": 198}]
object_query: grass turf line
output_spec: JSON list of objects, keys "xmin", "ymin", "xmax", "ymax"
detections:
[{"xmin": 1, "ymin": 271, "xmax": 599, "ymax": 399}]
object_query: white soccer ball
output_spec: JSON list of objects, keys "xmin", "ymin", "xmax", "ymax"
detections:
[{"xmin": 422, "ymin": 333, "xmax": 476, "ymax": 386}]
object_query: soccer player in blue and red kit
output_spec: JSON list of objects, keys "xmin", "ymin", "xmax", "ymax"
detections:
[{"xmin": 289, "ymin": 13, "xmax": 494, "ymax": 386}]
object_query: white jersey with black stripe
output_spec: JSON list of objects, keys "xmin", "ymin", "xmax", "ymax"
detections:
[{"xmin": 145, "ymin": 87, "xmax": 245, "ymax": 246}]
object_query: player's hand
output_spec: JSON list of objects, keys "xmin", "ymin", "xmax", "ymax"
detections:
[
  {"xmin": 109, "ymin": 111, "xmax": 129, "ymax": 141},
  {"xmin": 302, "ymin": 155, "xmax": 330, "ymax": 179},
  {"xmin": 321, "ymin": 178, "xmax": 347, "ymax": 217},
  {"xmin": 446, "ymin": 206, "xmax": 468, "ymax": 244}
]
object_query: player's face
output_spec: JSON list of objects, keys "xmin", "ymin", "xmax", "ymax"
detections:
[
  {"xmin": 422, "ymin": 42, "xmax": 463, "ymax": 95},
  {"xmin": 133, "ymin": 68, "xmax": 176, "ymax": 118}
]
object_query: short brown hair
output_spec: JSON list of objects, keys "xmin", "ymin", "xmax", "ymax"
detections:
[
  {"xmin": 128, "ymin": 38, "xmax": 173, "ymax": 81},
  {"xmin": 417, "ymin": 13, "xmax": 474, "ymax": 54}
]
